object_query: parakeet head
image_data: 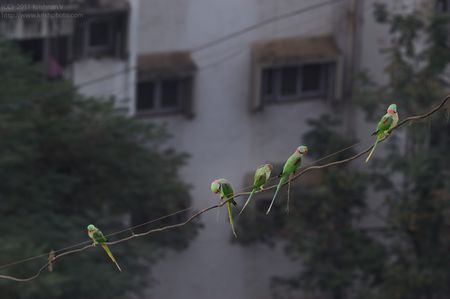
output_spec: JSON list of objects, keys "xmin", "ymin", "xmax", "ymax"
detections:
[
  {"xmin": 210, "ymin": 179, "xmax": 221, "ymax": 194},
  {"xmin": 87, "ymin": 224, "xmax": 96, "ymax": 232},
  {"xmin": 265, "ymin": 164, "xmax": 273, "ymax": 172},
  {"xmin": 296, "ymin": 145, "xmax": 308, "ymax": 155},
  {"xmin": 387, "ymin": 104, "xmax": 397, "ymax": 114}
]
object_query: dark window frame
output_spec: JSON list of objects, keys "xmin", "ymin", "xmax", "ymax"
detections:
[
  {"xmin": 261, "ymin": 62, "xmax": 330, "ymax": 104},
  {"xmin": 84, "ymin": 17, "xmax": 114, "ymax": 56},
  {"xmin": 74, "ymin": 12, "xmax": 128, "ymax": 60},
  {"xmin": 136, "ymin": 77, "xmax": 189, "ymax": 116}
]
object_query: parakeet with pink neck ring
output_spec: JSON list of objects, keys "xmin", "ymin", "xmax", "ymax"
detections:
[
  {"xmin": 267, "ymin": 145, "xmax": 308, "ymax": 215},
  {"xmin": 87, "ymin": 224, "xmax": 122, "ymax": 272},
  {"xmin": 211, "ymin": 178, "xmax": 237, "ymax": 238},
  {"xmin": 365, "ymin": 104, "xmax": 399, "ymax": 163},
  {"xmin": 239, "ymin": 164, "xmax": 273, "ymax": 216}
]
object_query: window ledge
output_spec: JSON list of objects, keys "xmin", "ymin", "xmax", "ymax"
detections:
[
  {"xmin": 265, "ymin": 96, "xmax": 326, "ymax": 105},
  {"xmin": 135, "ymin": 110, "xmax": 184, "ymax": 118}
]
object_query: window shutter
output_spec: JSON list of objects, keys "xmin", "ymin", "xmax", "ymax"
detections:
[
  {"xmin": 249, "ymin": 58, "xmax": 264, "ymax": 112},
  {"xmin": 181, "ymin": 76, "xmax": 195, "ymax": 118}
]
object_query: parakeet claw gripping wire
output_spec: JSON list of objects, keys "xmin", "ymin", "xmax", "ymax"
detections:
[
  {"xmin": 239, "ymin": 164, "xmax": 273, "ymax": 216},
  {"xmin": 87, "ymin": 225, "xmax": 122, "ymax": 272},
  {"xmin": 267, "ymin": 145, "xmax": 308, "ymax": 215},
  {"xmin": 366, "ymin": 104, "xmax": 399, "ymax": 163},
  {"xmin": 0, "ymin": 96, "xmax": 448, "ymax": 282},
  {"xmin": 211, "ymin": 179, "xmax": 238, "ymax": 238}
]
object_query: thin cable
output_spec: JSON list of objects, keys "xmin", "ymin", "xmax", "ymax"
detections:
[
  {"xmin": 0, "ymin": 207, "xmax": 192, "ymax": 271},
  {"xmin": 1, "ymin": 96, "xmax": 447, "ymax": 282},
  {"xmin": 0, "ymin": 140, "xmax": 359, "ymax": 271},
  {"xmin": 196, "ymin": 0, "xmax": 348, "ymax": 68},
  {"xmin": 191, "ymin": 0, "xmax": 343, "ymax": 53},
  {"xmin": 0, "ymin": 1, "xmax": 351, "ymax": 272},
  {"xmin": 26, "ymin": 0, "xmax": 345, "ymax": 104}
]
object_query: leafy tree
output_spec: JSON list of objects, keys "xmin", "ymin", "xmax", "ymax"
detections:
[
  {"xmin": 239, "ymin": 3, "xmax": 450, "ymax": 299},
  {"xmin": 0, "ymin": 40, "xmax": 199, "ymax": 299},
  {"xmin": 236, "ymin": 115, "xmax": 386, "ymax": 299},
  {"xmin": 355, "ymin": 3, "xmax": 450, "ymax": 299},
  {"xmin": 269, "ymin": 116, "xmax": 386, "ymax": 299}
]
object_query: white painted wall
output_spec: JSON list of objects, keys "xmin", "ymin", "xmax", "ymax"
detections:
[
  {"xmin": 136, "ymin": 1, "xmax": 351, "ymax": 298},
  {"xmin": 73, "ymin": 2, "xmax": 140, "ymax": 112},
  {"xmin": 73, "ymin": 59, "xmax": 129, "ymax": 104}
]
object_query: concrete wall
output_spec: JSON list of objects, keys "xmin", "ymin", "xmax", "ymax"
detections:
[
  {"xmin": 73, "ymin": 59, "xmax": 129, "ymax": 104},
  {"xmin": 73, "ymin": 0, "xmax": 139, "ymax": 112},
  {"xmin": 137, "ymin": 1, "xmax": 351, "ymax": 298}
]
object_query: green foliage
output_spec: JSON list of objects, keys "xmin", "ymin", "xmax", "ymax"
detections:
[
  {"xmin": 239, "ymin": 4, "xmax": 450, "ymax": 299},
  {"xmin": 357, "ymin": 3, "xmax": 450, "ymax": 299},
  {"xmin": 0, "ymin": 40, "xmax": 199, "ymax": 299},
  {"xmin": 270, "ymin": 117, "xmax": 386, "ymax": 299},
  {"xmin": 237, "ymin": 115, "xmax": 387, "ymax": 299},
  {"xmin": 357, "ymin": 3, "xmax": 450, "ymax": 120}
]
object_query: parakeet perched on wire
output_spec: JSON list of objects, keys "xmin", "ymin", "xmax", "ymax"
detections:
[
  {"xmin": 365, "ymin": 104, "xmax": 398, "ymax": 163},
  {"xmin": 211, "ymin": 178, "xmax": 238, "ymax": 238},
  {"xmin": 267, "ymin": 145, "xmax": 308, "ymax": 215},
  {"xmin": 239, "ymin": 164, "xmax": 273, "ymax": 215},
  {"xmin": 87, "ymin": 224, "xmax": 122, "ymax": 272}
]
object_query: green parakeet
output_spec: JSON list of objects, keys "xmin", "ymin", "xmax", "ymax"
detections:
[
  {"xmin": 365, "ymin": 104, "xmax": 398, "ymax": 163},
  {"xmin": 239, "ymin": 164, "xmax": 273, "ymax": 215},
  {"xmin": 87, "ymin": 224, "xmax": 122, "ymax": 272},
  {"xmin": 211, "ymin": 178, "xmax": 238, "ymax": 238},
  {"xmin": 267, "ymin": 145, "xmax": 308, "ymax": 215}
]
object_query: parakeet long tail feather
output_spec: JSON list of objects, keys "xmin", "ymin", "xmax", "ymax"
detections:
[
  {"xmin": 227, "ymin": 202, "xmax": 238, "ymax": 238},
  {"xmin": 286, "ymin": 178, "xmax": 291, "ymax": 214},
  {"xmin": 267, "ymin": 177, "xmax": 285, "ymax": 215},
  {"xmin": 365, "ymin": 137, "xmax": 380, "ymax": 163},
  {"xmin": 101, "ymin": 244, "xmax": 122, "ymax": 272},
  {"xmin": 239, "ymin": 189, "xmax": 255, "ymax": 216}
]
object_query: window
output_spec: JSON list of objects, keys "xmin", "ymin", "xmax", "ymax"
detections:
[
  {"xmin": 15, "ymin": 38, "xmax": 44, "ymax": 63},
  {"xmin": 436, "ymin": 0, "xmax": 450, "ymax": 12},
  {"xmin": 136, "ymin": 81, "xmax": 155, "ymax": 111},
  {"xmin": 85, "ymin": 18, "xmax": 114, "ymax": 56},
  {"xmin": 88, "ymin": 20, "xmax": 112, "ymax": 47},
  {"xmin": 74, "ymin": 13, "xmax": 127, "ymax": 59},
  {"xmin": 250, "ymin": 35, "xmax": 342, "ymax": 111},
  {"xmin": 136, "ymin": 78, "xmax": 190, "ymax": 115},
  {"xmin": 261, "ymin": 63, "xmax": 330, "ymax": 103},
  {"xmin": 136, "ymin": 51, "xmax": 196, "ymax": 117},
  {"xmin": 15, "ymin": 36, "xmax": 69, "ymax": 79}
]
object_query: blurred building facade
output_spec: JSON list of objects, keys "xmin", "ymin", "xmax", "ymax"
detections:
[
  {"xmin": 0, "ymin": 0, "xmax": 136, "ymax": 110},
  {"xmin": 0, "ymin": 0, "xmax": 437, "ymax": 298},
  {"xmin": 136, "ymin": 1, "xmax": 353, "ymax": 299}
]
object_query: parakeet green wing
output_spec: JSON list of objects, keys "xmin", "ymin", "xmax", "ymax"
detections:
[
  {"xmin": 220, "ymin": 182, "xmax": 237, "ymax": 237},
  {"xmin": 366, "ymin": 106, "xmax": 398, "ymax": 163},
  {"xmin": 267, "ymin": 152, "xmax": 302, "ymax": 214},
  {"xmin": 93, "ymin": 230, "xmax": 108, "ymax": 243},
  {"xmin": 88, "ymin": 226, "xmax": 122, "ymax": 272},
  {"xmin": 374, "ymin": 114, "xmax": 394, "ymax": 135},
  {"xmin": 240, "ymin": 165, "xmax": 271, "ymax": 215},
  {"xmin": 221, "ymin": 183, "xmax": 236, "ymax": 206}
]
